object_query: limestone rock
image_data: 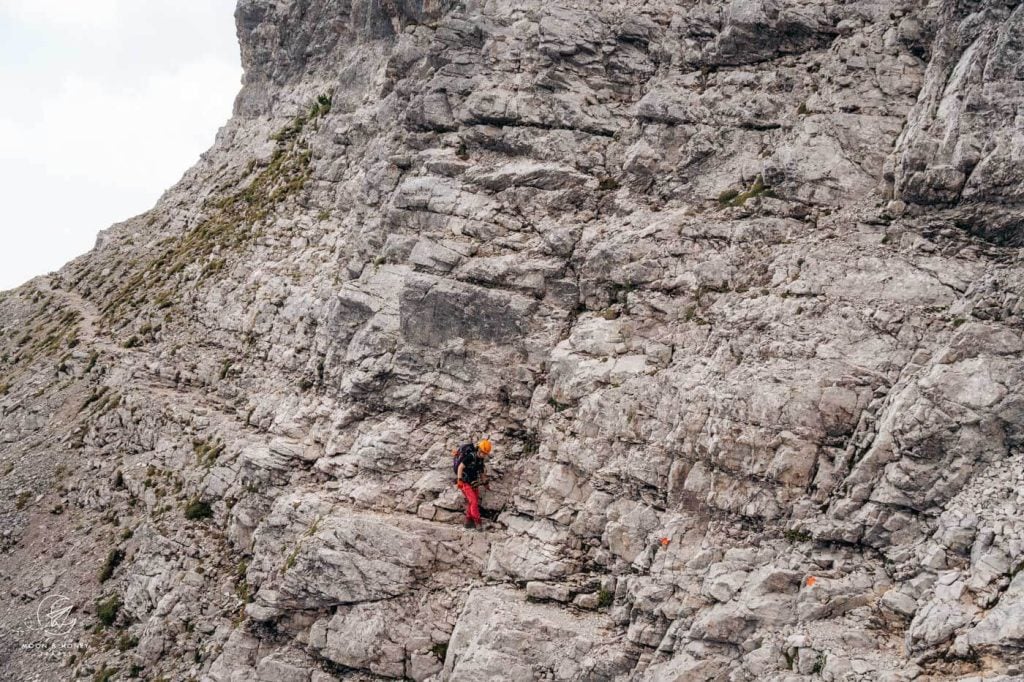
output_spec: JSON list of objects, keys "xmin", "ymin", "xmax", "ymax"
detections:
[
  {"xmin": 442, "ymin": 587, "xmax": 628, "ymax": 681},
  {"xmin": 3, "ymin": 0, "xmax": 1024, "ymax": 679}
]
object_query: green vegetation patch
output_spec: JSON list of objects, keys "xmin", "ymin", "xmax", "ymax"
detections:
[
  {"xmin": 99, "ymin": 548, "xmax": 125, "ymax": 582},
  {"xmin": 718, "ymin": 174, "xmax": 775, "ymax": 207},
  {"xmin": 117, "ymin": 632, "xmax": 139, "ymax": 651},
  {"xmin": 4, "ymin": 303, "xmax": 81, "ymax": 368},
  {"xmin": 96, "ymin": 594, "xmax": 121, "ymax": 626},
  {"xmin": 184, "ymin": 497, "xmax": 213, "ymax": 521},
  {"xmin": 193, "ymin": 438, "xmax": 225, "ymax": 468},
  {"xmin": 784, "ymin": 528, "xmax": 812, "ymax": 543}
]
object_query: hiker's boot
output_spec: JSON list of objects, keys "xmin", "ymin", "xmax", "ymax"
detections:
[{"xmin": 464, "ymin": 519, "xmax": 475, "ymax": 529}]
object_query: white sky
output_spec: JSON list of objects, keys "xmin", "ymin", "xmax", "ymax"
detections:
[{"xmin": 0, "ymin": 0, "xmax": 241, "ymax": 291}]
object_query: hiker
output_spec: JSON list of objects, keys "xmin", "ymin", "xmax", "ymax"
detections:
[{"xmin": 453, "ymin": 439, "xmax": 491, "ymax": 529}]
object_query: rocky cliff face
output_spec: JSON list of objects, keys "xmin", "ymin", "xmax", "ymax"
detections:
[{"xmin": 2, "ymin": 1, "xmax": 1023, "ymax": 680}]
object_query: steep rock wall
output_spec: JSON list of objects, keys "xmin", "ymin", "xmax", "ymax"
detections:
[{"xmin": 1, "ymin": 0, "xmax": 1023, "ymax": 680}]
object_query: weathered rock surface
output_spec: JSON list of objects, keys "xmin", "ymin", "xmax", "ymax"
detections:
[{"xmin": 1, "ymin": 0, "xmax": 1023, "ymax": 680}]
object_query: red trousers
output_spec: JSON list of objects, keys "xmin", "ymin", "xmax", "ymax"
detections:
[{"xmin": 457, "ymin": 481, "xmax": 481, "ymax": 524}]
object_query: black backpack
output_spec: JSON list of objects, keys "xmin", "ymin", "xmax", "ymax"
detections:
[{"xmin": 452, "ymin": 443, "xmax": 482, "ymax": 482}]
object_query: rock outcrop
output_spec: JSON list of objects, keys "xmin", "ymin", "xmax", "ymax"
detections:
[{"xmin": 1, "ymin": 0, "xmax": 1023, "ymax": 680}]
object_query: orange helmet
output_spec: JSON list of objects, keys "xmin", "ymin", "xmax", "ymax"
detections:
[{"xmin": 477, "ymin": 439, "xmax": 492, "ymax": 455}]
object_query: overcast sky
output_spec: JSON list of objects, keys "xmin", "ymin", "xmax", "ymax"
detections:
[{"xmin": 0, "ymin": 0, "xmax": 241, "ymax": 291}]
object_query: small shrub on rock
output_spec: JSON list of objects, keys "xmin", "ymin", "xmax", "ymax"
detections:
[
  {"xmin": 184, "ymin": 498, "xmax": 213, "ymax": 521},
  {"xmin": 96, "ymin": 594, "xmax": 121, "ymax": 626},
  {"xmin": 98, "ymin": 548, "xmax": 124, "ymax": 582}
]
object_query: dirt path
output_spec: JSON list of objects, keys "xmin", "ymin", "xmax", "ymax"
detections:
[{"xmin": 41, "ymin": 280, "xmax": 123, "ymax": 358}]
